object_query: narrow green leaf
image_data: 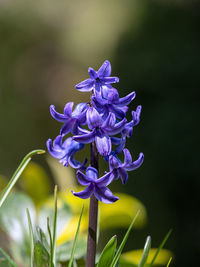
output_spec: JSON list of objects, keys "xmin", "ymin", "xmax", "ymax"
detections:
[
  {"xmin": 68, "ymin": 205, "xmax": 84, "ymax": 267},
  {"xmin": 52, "ymin": 185, "xmax": 58, "ymax": 266},
  {"xmin": 34, "ymin": 241, "xmax": 49, "ymax": 267},
  {"xmin": 149, "ymin": 229, "xmax": 172, "ymax": 267},
  {"xmin": 36, "ymin": 227, "xmax": 50, "ymax": 253},
  {"xmin": 0, "ymin": 149, "xmax": 45, "ymax": 208},
  {"xmin": 0, "ymin": 248, "xmax": 18, "ymax": 267},
  {"xmin": 110, "ymin": 210, "xmax": 140, "ymax": 267},
  {"xmin": 47, "ymin": 217, "xmax": 54, "ymax": 267},
  {"xmin": 26, "ymin": 208, "xmax": 34, "ymax": 267},
  {"xmin": 166, "ymin": 257, "xmax": 172, "ymax": 267},
  {"xmin": 97, "ymin": 235, "xmax": 117, "ymax": 267},
  {"xmin": 138, "ymin": 236, "xmax": 151, "ymax": 267}
]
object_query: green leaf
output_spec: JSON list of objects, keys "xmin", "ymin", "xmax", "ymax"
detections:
[
  {"xmin": 36, "ymin": 227, "xmax": 50, "ymax": 254},
  {"xmin": 68, "ymin": 205, "xmax": 84, "ymax": 267},
  {"xmin": 166, "ymin": 257, "xmax": 172, "ymax": 267},
  {"xmin": 149, "ymin": 229, "xmax": 172, "ymax": 267},
  {"xmin": 26, "ymin": 209, "xmax": 34, "ymax": 267},
  {"xmin": 52, "ymin": 186, "xmax": 58, "ymax": 266},
  {"xmin": 138, "ymin": 236, "xmax": 151, "ymax": 267},
  {"xmin": 47, "ymin": 217, "xmax": 54, "ymax": 267},
  {"xmin": 97, "ymin": 235, "xmax": 117, "ymax": 267},
  {"xmin": 0, "ymin": 248, "xmax": 18, "ymax": 267},
  {"xmin": 0, "ymin": 149, "xmax": 45, "ymax": 208},
  {"xmin": 110, "ymin": 210, "xmax": 140, "ymax": 267},
  {"xmin": 34, "ymin": 241, "xmax": 50, "ymax": 267}
]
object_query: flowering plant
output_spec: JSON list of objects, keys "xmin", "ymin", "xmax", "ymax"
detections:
[{"xmin": 47, "ymin": 60, "xmax": 144, "ymax": 266}]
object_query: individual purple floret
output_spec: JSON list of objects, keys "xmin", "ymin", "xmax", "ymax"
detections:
[
  {"xmin": 109, "ymin": 148, "xmax": 144, "ymax": 184},
  {"xmin": 72, "ymin": 167, "xmax": 118, "ymax": 204},
  {"xmin": 122, "ymin": 105, "xmax": 142, "ymax": 138},
  {"xmin": 46, "ymin": 135, "xmax": 87, "ymax": 169},
  {"xmin": 76, "ymin": 60, "xmax": 119, "ymax": 94},
  {"xmin": 73, "ymin": 107, "xmax": 127, "ymax": 156},
  {"xmin": 92, "ymin": 87, "xmax": 135, "ymax": 119},
  {"xmin": 50, "ymin": 102, "xmax": 88, "ymax": 135}
]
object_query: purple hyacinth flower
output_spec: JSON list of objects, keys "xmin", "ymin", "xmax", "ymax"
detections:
[
  {"xmin": 73, "ymin": 107, "xmax": 127, "ymax": 156},
  {"xmin": 76, "ymin": 60, "xmax": 119, "ymax": 93},
  {"xmin": 72, "ymin": 167, "xmax": 118, "ymax": 204},
  {"xmin": 46, "ymin": 135, "xmax": 87, "ymax": 169},
  {"xmin": 109, "ymin": 148, "xmax": 144, "ymax": 184},
  {"xmin": 92, "ymin": 88, "xmax": 135, "ymax": 119},
  {"xmin": 50, "ymin": 102, "xmax": 87, "ymax": 135}
]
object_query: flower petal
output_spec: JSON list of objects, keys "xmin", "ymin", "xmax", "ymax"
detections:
[
  {"xmin": 86, "ymin": 107, "xmax": 102, "ymax": 130},
  {"xmin": 73, "ymin": 130, "xmax": 95, "ymax": 144},
  {"xmin": 132, "ymin": 105, "xmax": 142, "ymax": 126},
  {"xmin": 111, "ymin": 137, "xmax": 121, "ymax": 145},
  {"xmin": 95, "ymin": 135, "xmax": 111, "ymax": 156},
  {"xmin": 64, "ymin": 102, "xmax": 74, "ymax": 117},
  {"xmin": 60, "ymin": 119, "xmax": 74, "ymax": 135},
  {"xmin": 96, "ymin": 172, "xmax": 114, "ymax": 187},
  {"xmin": 97, "ymin": 60, "xmax": 111, "ymax": 77},
  {"xmin": 101, "ymin": 77, "xmax": 119, "ymax": 84},
  {"xmin": 76, "ymin": 170, "xmax": 93, "ymax": 185},
  {"xmin": 109, "ymin": 105, "xmax": 127, "ymax": 119},
  {"xmin": 76, "ymin": 78, "xmax": 94, "ymax": 92},
  {"xmin": 68, "ymin": 156, "xmax": 85, "ymax": 169},
  {"xmin": 102, "ymin": 112, "xmax": 116, "ymax": 130},
  {"xmin": 123, "ymin": 148, "xmax": 132, "ymax": 165},
  {"xmin": 46, "ymin": 139, "xmax": 65, "ymax": 159},
  {"xmin": 72, "ymin": 183, "xmax": 94, "ymax": 199},
  {"xmin": 117, "ymin": 91, "xmax": 136, "ymax": 107},
  {"xmin": 50, "ymin": 105, "xmax": 68, "ymax": 122},
  {"xmin": 106, "ymin": 118, "xmax": 127, "ymax": 135},
  {"xmin": 88, "ymin": 67, "xmax": 98, "ymax": 79},
  {"xmin": 125, "ymin": 152, "xmax": 144, "ymax": 171},
  {"xmin": 86, "ymin": 167, "xmax": 98, "ymax": 180},
  {"xmin": 109, "ymin": 155, "xmax": 120, "ymax": 171},
  {"xmin": 94, "ymin": 186, "xmax": 119, "ymax": 204},
  {"xmin": 118, "ymin": 168, "xmax": 128, "ymax": 184}
]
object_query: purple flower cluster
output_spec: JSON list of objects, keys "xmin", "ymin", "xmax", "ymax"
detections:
[{"xmin": 47, "ymin": 60, "xmax": 144, "ymax": 204}]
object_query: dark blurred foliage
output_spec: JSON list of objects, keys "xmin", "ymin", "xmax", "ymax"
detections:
[
  {"xmin": 0, "ymin": 0, "xmax": 199, "ymax": 266},
  {"xmin": 114, "ymin": 1, "xmax": 200, "ymax": 266}
]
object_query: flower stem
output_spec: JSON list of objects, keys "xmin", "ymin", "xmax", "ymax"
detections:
[{"xmin": 86, "ymin": 142, "xmax": 99, "ymax": 267}]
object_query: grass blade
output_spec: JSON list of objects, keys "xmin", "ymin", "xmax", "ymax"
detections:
[
  {"xmin": 110, "ymin": 210, "xmax": 140, "ymax": 267},
  {"xmin": 47, "ymin": 217, "xmax": 53, "ymax": 267},
  {"xmin": 166, "ymin": 257, "xmax": 172, "ymax": 267},
  {"xmin": 52, "ymin": 185, "xmax": 58, "ymax": 266},
  {"xmin": 0, "ymin": 248, "xmax": 19, "ymax": 267},
  {"xmin": 0, "ymin": 149, "xmax": 45, "ymax": 208},
  {"xmin": 149, "ymin": 229, "xmax": 172, "ymax": 267},
  {"xmin": 26, "ymin": 208, "xmax": 34, "ymax": 267},
  {"xmin": 68, "ymin": 205, "xmax": 84, "ymax": 267},
  {"xmin": 138, "ymin": 236, "xmax": 151, "ymax": 267}
]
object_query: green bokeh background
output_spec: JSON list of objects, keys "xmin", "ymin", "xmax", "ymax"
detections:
[{"xmin": 0, "ymin": 0, "xmax": 199, "ymax": 266}]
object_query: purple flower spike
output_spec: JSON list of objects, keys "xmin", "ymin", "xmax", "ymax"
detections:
[
  {"xmin": 72, "ymin": 167, "xmax": 118, "ymax": 204},
  {"xmin": 76, "ymin": 60, "xmax": 119, "ymax": 94},
  {"xmin": 46, "ymin": 135, "xmax": 87, "ymax": 169},
  {"xmin": 109, "ymin": 148, "xmax": 144, "ymax": 184},
  {"xmin": 50, "ymin": 102, "xmax": 87, "ymax": 135},
  {"xmin": 73, "ymin": 108, "xmax": 127, "ymax": 156}
]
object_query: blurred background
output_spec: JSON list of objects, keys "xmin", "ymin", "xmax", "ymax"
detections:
[{"xmin": 0, "ymin": 0, "xmax": 199, "ymax": 266}]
